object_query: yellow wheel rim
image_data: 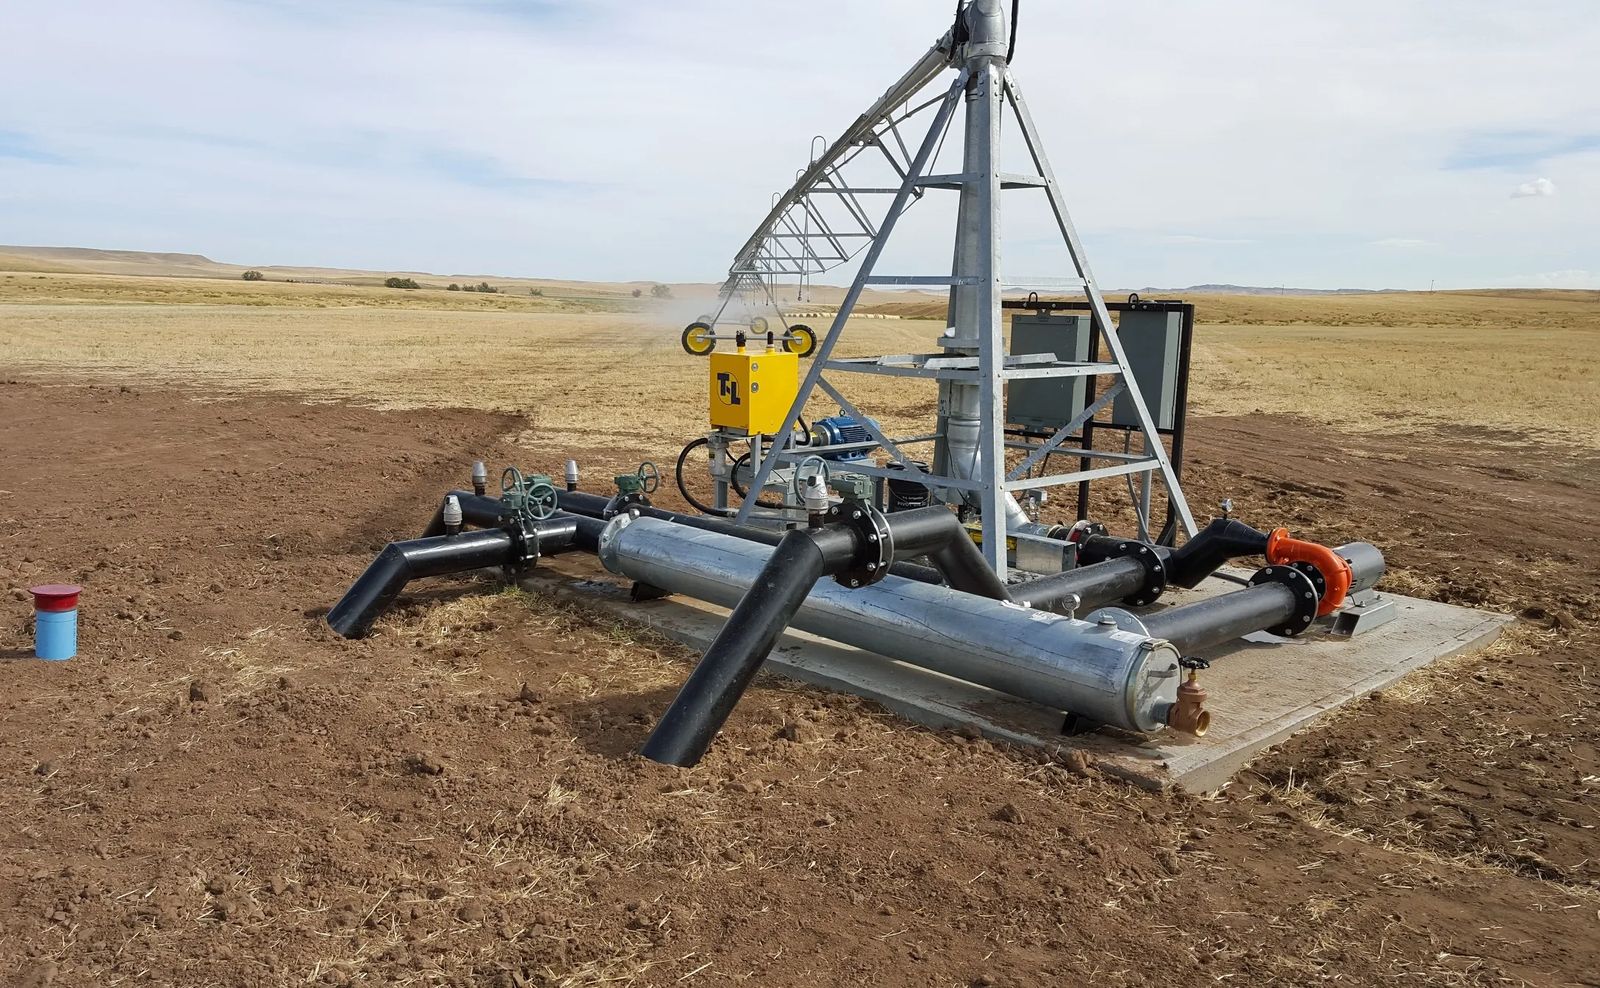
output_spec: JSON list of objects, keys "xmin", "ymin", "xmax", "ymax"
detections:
[
  {"xmin": 681, "ymin": 322, "xmax": 715, "ymax": 356},
  {"xmin": 785, "ymin": 325, "xmax": 818, "ymax": 357}
]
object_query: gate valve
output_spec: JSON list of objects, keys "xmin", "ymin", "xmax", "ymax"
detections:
[
  {"xmin": 1168, "ymin": 656, "xmax": 1212, "ymax": 737},
  {"xmin": 606, "ymin": 469, "xmax": 653, "ymax": 518}
]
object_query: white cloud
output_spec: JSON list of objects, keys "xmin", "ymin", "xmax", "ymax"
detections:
[
  {"xmin": 1511, "ymin": 177, "xmax": 1557, "ymax": 198},
  {"xmin": 1371, "ymin": 238, "xmax": 1435, "ymax": 248}
]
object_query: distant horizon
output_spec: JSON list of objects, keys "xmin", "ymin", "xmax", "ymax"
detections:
[{"xmin": 6, "ymin": 244, "xmax": 1595, "ymax": 298}]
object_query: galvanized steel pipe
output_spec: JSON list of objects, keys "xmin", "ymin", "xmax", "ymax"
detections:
[{"xmin": 599, "ymin": 515, "xmax": 1184, "ymax": 734}]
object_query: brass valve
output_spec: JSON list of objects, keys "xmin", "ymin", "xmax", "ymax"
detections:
[{"xmin": 1168, "ymin": 657, "xmax": 1212, "ymax": 737}]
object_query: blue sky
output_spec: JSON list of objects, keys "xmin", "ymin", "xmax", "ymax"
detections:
[{"xmin": 1, "ymin": 0, "xmax": 1595, "ymax": 289}]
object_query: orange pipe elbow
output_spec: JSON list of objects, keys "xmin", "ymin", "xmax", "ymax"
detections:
[{"xmin": 1265, "ymin": 528, "xmax": 1353, "ymax": 617}]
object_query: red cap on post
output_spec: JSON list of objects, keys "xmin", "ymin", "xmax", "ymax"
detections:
[{"xmin": 29, "ymin": 585, "xmax": 82, "ymax": 612}]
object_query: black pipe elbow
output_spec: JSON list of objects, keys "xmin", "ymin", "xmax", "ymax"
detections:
[
  {"xmin": 1164, "ymin": 518, "xmax": 1270, "ymax": 589},
  {"xmin": 330, "ymin": 515, "xmax": 586, "ymax": 640},
  {"xmin": 879, "ymin": 505, "xmax": 1010, "ymax": 601},
  {"xmin": 328, "ymin": 528, "xmax": 518, "ymax": 639}
]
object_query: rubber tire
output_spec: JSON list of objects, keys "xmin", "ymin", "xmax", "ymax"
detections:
[
  {"xmin": 785, "ymin": 324, "xmax": 818, "ymax": 358},
  {"xmin": 749, "ymin": 316, "xmax": 770, "ymax": 334},
  {"xmin": 681, "ymin": 322, "xmax": 715, "ymax": 356}
]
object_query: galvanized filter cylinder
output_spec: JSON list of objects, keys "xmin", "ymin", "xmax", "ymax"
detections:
[{"xmin": 599, "ymin": 515, "xmax": 1184, "ymax": 733}]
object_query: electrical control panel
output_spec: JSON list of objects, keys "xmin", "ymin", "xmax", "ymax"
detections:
[{"xmin": 1008, "ymin": 313, "xmax": 1091, "ymax": 430}]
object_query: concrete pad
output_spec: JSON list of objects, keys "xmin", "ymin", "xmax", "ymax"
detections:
[{"xmin": 521, "ymin": 564, "xmax": 1510, "ymax": 791}]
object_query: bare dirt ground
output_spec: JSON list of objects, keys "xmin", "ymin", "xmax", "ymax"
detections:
[{"xmin": 2, "ymin": 380, "xmax": 1595, "ymax": 988}]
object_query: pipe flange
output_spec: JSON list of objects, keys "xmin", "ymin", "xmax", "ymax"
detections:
[
  {"xmin": 604, "ymin": 491, "xmax": 651, "ymax": 519},
  {"xmin": 828, "ymin": 501, "xmax": 894, "ymax": 589},
  {"xmin": 502, "ymin": 518, "xmax": 542, "ymax": 577},
  {"xmin": 1082, "ymin": 607, "xmax": 1149, "ymax": 637},
  {"xmin": 1247, "ymin": 564, "xmax": 1321, "ymax": 637},
  {"xmin": 1103, "ymin": 540, "xmax": 1168, "ymax": 606},
  {"xmin": 1286, "ymin": 560, "xmax": 1328, "ymax": 601}
]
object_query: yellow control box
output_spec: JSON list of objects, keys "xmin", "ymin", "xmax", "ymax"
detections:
[{"xmin": 708, "ymin": 346, "xmax": 799, "ymax": 435}]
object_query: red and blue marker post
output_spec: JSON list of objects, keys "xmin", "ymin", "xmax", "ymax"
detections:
[{"xmin": 29, "ymin": 584, "xmax": 82, "ymax": 661}]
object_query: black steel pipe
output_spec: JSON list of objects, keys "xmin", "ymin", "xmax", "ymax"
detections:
[
  {"xmin": 1139, "ymin": 582, "xmax": 1299, "ymax": 654},
  {"xmin": 640, "ymin": 524, "xmax": 861, "ymax": 767},
  {"xmin": 1162, "ymin": 518, "xmax": 1269, "ymax": 589},
  {"xmin": 567, "ymin": 514, "xmax": 606, "ymax": 552},
  {"xmin": 1009, "ymin": 556, "xmax": 1149, "ymax": 613},
  {"xmin": 881, "ymin": 505, "xmax": 1010, "ymax": 601},
  {"xmin": 330, "ymin": 516, "xmax": 585, "ymax": 639},
  {"xmin": 421, "ymin": 491, "xmax": 507, "ymax": 538},
  {"xmin": 328, "ymin": 529, "xmax": 519, "ymax": 639}
]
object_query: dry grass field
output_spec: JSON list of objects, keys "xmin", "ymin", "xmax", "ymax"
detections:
[{"xmin": 4, "ymin": 271, "xmax": 1598, "ymax": 453}]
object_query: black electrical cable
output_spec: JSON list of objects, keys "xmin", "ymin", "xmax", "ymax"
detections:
[
  {"xmin": 729, "ymin": 451, "xmax": 786, "ymax": 509},
  {"xmin": 1006, "ymin": 0, "xmax": 1019, "ymax": 63},
  {"xmin": 674, "ymin": 438, "xmax": 737, "ymax": 517}
]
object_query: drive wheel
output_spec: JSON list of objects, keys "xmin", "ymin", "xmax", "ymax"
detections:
[
  {"xmin": 784, "ymin": 324, "xmax": 818, "ymax": 358},
  {"xmin": 681, "ymin": 322, "xmax": 715, "ymax": 356}
]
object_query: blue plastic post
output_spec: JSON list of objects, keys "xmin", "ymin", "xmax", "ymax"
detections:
[
  {"xmin": 35, "ymin": 609, "xmax": 78, "ymax": 661},
  {"xmin": 29, "ymin": 584, "xmax": 82, "ymax": 661}
]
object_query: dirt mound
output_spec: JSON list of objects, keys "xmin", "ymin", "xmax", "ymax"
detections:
[{"xmin": 1, "ymin": 383, "xmax": 1595, "ymax": 986}]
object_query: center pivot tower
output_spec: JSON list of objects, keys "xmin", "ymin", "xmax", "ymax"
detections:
[{"xmin": 717, "ymin": 0, "xmax": 1197, "ymax": 579}]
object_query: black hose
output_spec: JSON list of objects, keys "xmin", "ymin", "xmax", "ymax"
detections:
[
  {"xmin": 1006, "ymin": 0, "xmax": 1019, "ymax": 63},
  {"xmin": 675, "ymin": 437, "xmax": 735, "ymax": 517},
  {"xmin": 729, "ymin": 450, "xmax": 785, "ymax": 510}
]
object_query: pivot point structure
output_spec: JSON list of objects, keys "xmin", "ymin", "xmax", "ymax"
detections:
[{"xmin": 326, "ymin": 2, "xmax": 1430, "ymax": 775}]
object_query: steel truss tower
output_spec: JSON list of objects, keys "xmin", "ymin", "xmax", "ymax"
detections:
[{"xmin": 727, "ymin": 0, "xmax": 1198, "ymax": 579}]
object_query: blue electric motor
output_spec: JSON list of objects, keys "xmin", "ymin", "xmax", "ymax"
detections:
[{"xmin": 810, "ymin": 415, "xmax": 878, "ymax": 461}]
